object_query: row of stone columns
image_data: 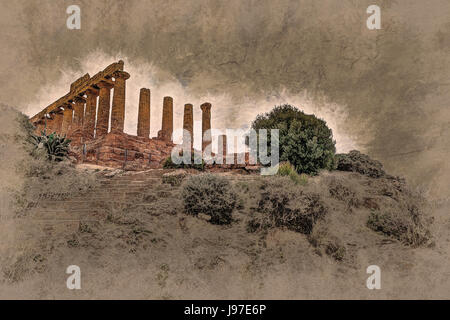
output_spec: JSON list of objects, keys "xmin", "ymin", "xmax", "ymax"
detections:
[
  {"xmin": 41, "ymin": 71, "xmax": 130, "ymax": 144},
  {"xmin": 37, "ymin": 78, "xmax": 216, "ymax": 154}
]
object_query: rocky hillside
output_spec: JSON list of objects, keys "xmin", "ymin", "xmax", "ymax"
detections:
[{"xmin": 1, "ymin": 106, "xmax": 449, "ymax": 299}]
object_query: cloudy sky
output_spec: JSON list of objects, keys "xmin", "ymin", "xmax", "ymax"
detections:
[{"xmin": 1, "ymin": 0, "xmax": 449, "ymax": 195}]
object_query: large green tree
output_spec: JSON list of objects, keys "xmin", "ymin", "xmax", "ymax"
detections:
[{"xmin": 251, "ymin": 104, "xmax": 336, "ymax": 175}]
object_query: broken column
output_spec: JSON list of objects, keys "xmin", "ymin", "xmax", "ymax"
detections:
[
  {"xmin": 137, "ymin": 88, "xmax": 151, "ymax": 138},
  {"xmin": 83, "ymin": 88, "xmax": 99, "ymax": 140},
  {"xmin": 183, "ymin": 103, "xmax": 193, "ymax": 150},
  {"xmin": 60, "ymin": 104, "xmax": 73, "ymax": 136},
  {"xmin": 200, "ymin": 102, "xmax": 212, "ymax": 153},
  {"xmin": 96, "ymin": 81, "xmax": 114, "ymax": 137},
  {"xmin": 158, "ymin": 96, "xmax": 173, "ymax": 141},
  {"xmin": 110, "ymin": 71, "xmax": 130, "ymax": 133}
]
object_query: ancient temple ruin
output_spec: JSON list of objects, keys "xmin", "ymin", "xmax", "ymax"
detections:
[{"xmin": 30, "ymin": 60, "xmax": 257, "ymax": 171}]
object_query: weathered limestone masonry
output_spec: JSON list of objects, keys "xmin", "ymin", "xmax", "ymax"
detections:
[
  {"xmin": 30, "ymin": 61, "xmax": 258, "ymax": 171},
  {"xmin": 96, "ymin": 81, "xmax": 113, "ymax": 138},
  {"xmin": 60, "ymin": 104, "xmax": 73, "ymax": 136},
  {"xmin": 29, "ymin": 61, "xmax": 173, "ymax": 170},
  {"xmin": 110, "ymin": 71, "xmax": 130, "ymax": 134},
  {"xmin": 183, "ymin": 103, "xmax": 193, "ymax": 150},
  {"xmin": 201, "ymin": 102, "xmax": 212, "ymax": 153},
  {"xmin": 70, "ymin": 96, "xmax": 86, "ymax": 145},
  {"xmin": 158, "ymin": 96, "xmax": 173, "ymax": 141},
  {"xmin": 83, "ymin": 88, "xmax": 99, "ymax": 140},
  {"xmin": 137, "ymin": 88, "xmax": 151, "ymax": 138}
]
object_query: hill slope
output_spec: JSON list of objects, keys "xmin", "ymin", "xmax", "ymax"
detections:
[{"xmin": 0, "ymin": 107, "xmax": 449, "ymax": 299}]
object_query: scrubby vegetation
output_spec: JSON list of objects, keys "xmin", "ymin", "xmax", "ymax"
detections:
[
  {"xmin": 251, "ymin": 104, "xmax": 336, "ymax": 175},
  {"xmin": 248, "ymin": 176, "xmax": 327, "ymax": 234},
  {"xmin": 15, "ymin": 154, "xmax": 99, "ymax": 213},
  {"xmin": 335, "ymin": 150, "xmax": 385, "ymax": 178},
  {"xmin": 181, "ymin": 174, "xmax": 237, "ymax": 225},
  {"xmin": 1, "ymin": 105, "xmax": 441, "ymax": 299},
  {"xmin": 162, "ymin": 170, "xmax": 187, "ymax": 186},
  {"xmin": 13, "ymin": 115, "xmax": 98, "ymax": 215},
  {"xmin": 367, "ymin": 208, "xmax": 432, "ymax": 247}
]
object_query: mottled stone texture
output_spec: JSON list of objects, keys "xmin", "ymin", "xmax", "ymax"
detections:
[
  {"xmin": 45, "ymin": 116, "xmax": 56, "ymax": 134},
  {"xmin": 72, "ymin": 132, "xmax": 175, "ymax": 170},
  {"xmin": 110, "ymin": 71, "xmax": 130, "ymax": 133},
  {"xmin": 96, "ymin": 81, "xmax": 113, "ymax": 138},
  {"xmin": 30, "ymin": 61, "xmax": 123, "ymax": 124},
  {"xmin": 183, "ymin": 103, "xmax": 193, "ymax": 149},
  {"xmin": 30, "ymin": 61, "xmax": 249, "ymax": 171},
  {"xmin": 61, "ymin": 105, "xmax": 73, "ymax": 136},
  {"xmin": 201, "ymin": 102, "xmax": 212, "ymax": 153},
  {"xmin": 34, "ymin": 122, "xmax": 44, "ymax": 135},
  {"xmin": 70, "ymin": 96, "xmax": 86, "ymax": 144},
  {"xmin": 50, "ymin": 112, "xmax": 63, "ymax": 134},
  {"xmin": 72, "ymin": 97, "xmax": 85, "ymax": 126},
  {"xmin": 83, "ymin": 88, "xmax": 98, "ymax": 140},
  {"xmin": 137, "ymin": 88, "xmax": 151, "ymax": 138},
  {"xmin": 158, "ymin": 96, "xmax": 173, "ymax": 141}
]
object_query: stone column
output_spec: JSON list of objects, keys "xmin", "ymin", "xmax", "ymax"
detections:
[
  {"xmin": 137, "ymin": 88, "xmax": 151, "ymax": 138},
  {"xmin": 218, "ymin": 134, "xmax": 227, "ymax": 162},
  {"xmin": 34, "ymin": 121, "xmax": 44, "ymax": 135},
  {"xmin": 60, "ymin": 104, "xmax": 73, "ymax": 136},
  {"xmin": 45, "ymin": 115, "xmax": 56, "ymax": 134},
  {"xmin": 183, "ymin": 103, "xmax": 193, "ymax": 150},
  {"xmin": 201, "ymin": 102, "xmax": 212, "ymax": 153},
  {"xmin": 158, "ymin": 96, "xmax": 173, "ymax": 141},
  {"xmin": 110, "ymin": 71, "xmax": 130, "ymax": 134},
  {"xmin": 96, "ymin": 81, "xmax": 114, "ymax": 138},
  {"xmin": 51, "ymin": 112, "xmax": 64, "ymax": 134},
  {"xmin": 83, "ymin": 88, "xmax": 99, "ymax": 140},
  {"xmin": 71, "ymin": 96, "xmax": 86, "ymax": 144},
  {"xmin": 72, "ymin": 97, "xmax": 85, "ymax": 128}
]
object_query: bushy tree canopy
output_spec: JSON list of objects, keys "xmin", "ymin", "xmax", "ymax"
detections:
[{"xmin": 251, "ymin": 104, "xmax": 336, "ymax": 175}]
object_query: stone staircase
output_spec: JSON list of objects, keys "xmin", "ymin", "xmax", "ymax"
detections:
[
  {"xmin": 22, "ymin": 169, "xmax": 169, "ymax": 235},
  {"xmin": 20, "ymin": 169, "xmax": 261, "ymax": 235}
]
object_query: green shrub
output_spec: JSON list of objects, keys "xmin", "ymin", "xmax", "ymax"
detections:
[
  {"xmin": 181, "ymin": 174, "xmax": 237, "ymax": 225},
  {"xmin": 277, "ymin": 162, "xmax": 308, "ymax": 185},
  {"xmin": 248, "ymin": 177, "xmax": 327, "ymax": 234},
  {"xmin": 163, "ymin": 152, "xmax": 205, "ymax": 170},
  {"xmin": 251, "ymin": 104, "xmax": 336, "ymax": 175},
  {"xmin": 29, "ymin": 131, "xmax": 71, "ymax": 162}
]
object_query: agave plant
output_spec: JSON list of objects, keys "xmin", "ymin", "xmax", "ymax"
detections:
[{"xmin": 30, "ymin": 131, "xmax": 71, "ymax": 161}]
